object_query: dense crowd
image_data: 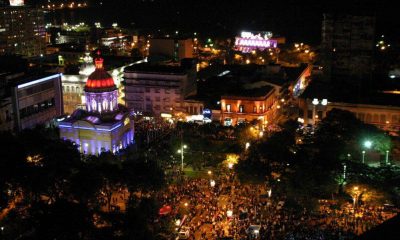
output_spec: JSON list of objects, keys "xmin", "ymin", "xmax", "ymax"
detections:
[{"xmin": 157, "ymin": 172, "xmax": 398, "ymax": 240}]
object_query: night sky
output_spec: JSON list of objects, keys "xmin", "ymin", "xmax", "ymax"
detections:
[{"xmin": 27, "ymin": 0, "xmax": 399, "ymax": 44}]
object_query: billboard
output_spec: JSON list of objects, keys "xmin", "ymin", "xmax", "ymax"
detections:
[{"xmin": 235, "ymin": 31, "xmax": 277, "ymax": 53}]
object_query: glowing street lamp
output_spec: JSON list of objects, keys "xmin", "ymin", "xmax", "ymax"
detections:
[
  {"xmin": 311, "ymin": 98, "xmax": 327, "ymax": 125},
  {"xmin": 245, "ymin": 142, "xmax": 250, "ymax": 150},
  {"xmin": 353, "ymin": 186, "xmax": 360, "ymax": 208},
  {"xmin": 362, "ymin": 150, "xmax": 366, "ymax": 164},
  {"xmin": 177, "ymin": 144, "xmax": 187, "ymax": 171},
  {"xmin": 385, "ymin": 150, "xmax": 390, "ymax": 165},
  {"xmin": 207, "ymin": 170, "xmax": 212, "ymax": 176},
  {"xmin": 361, "ymin": 140, "xmax": 372, "ymax": 164},
  {"xmin": 364, "ymin": 140, "xmax": 372, "ymax": 149}
]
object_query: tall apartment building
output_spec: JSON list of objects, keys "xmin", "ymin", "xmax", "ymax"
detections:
[
  {"xmin": 149, "ymin": 38, "xmax": 193, "ymax": 61},
  {"xmin": 321, "ymin": 14, "xmax": 375, "ymax": 81},
  {"xmin": 123, "ymin": 63, "xmax": 197, "ymax": 115},
  {"xmin": 0, "ymin": 1, "xmax": 46, "ymax": 56},
  {"xmin": 0, "ymin": 72, "xmax": 63, "ymax": 132}
]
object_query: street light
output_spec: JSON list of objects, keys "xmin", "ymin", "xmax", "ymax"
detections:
[
  {"xmin": 245, "ymin": 142, "xmax": 250, "ymax": 150},
  {"xmin": 311, "ymin": 98, "xmax": 327, "ymax": 126},
  {"xmin": 362, "ymin": 140, "xmax": 372, "ymax": 164},
  {"xmin": 177, "ymin": 144, "xmax": 187, "ymax": 171},
  {"xmin": 385, "ymin": 150, "xmax": 390, "ymax": 165},
  {"xmin": 207, "ymin": 170, "xmax": 212, "ymax": 176},
  {"xmin": 353, "ymin": 186, "xmax": 359, "ymax": 208},
  {"xmin": 364, "ymin": 140, "xmax": 372, "ymax": 149},
  {"xmin": 362, "ymin": 150, "xmax": 366, "ymax": 164}
]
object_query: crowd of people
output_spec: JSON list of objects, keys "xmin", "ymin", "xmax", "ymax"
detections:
[{"xmin": 157, "ymin": 171, "xmax": 398, "ymax": 240}]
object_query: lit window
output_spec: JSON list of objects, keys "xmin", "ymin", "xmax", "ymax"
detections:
[
  {"xmin": 239, "ymin": 105, "xmax": 244, "ymax": 113},
  {"xmin": 226, "ymin": 104, "xmax": 231, "ymax": 112}
]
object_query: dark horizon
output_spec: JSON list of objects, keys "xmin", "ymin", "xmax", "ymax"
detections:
[{"xmin": 22, "ymin": 0, "xmax": 400, "ymax": 45}]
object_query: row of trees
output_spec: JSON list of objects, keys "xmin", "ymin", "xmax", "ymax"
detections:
[
  {"xmin": 0, "ymin": 126, "xmax": 167, "ymax": 240},
  {"xmin": 236, "ymin": 109, "xmax": 400, "ymax": 209}
]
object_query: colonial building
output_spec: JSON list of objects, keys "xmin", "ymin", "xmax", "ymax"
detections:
[
  {"xmin": 299, "ymin": 98, "xmax": 400, "ymax": 134},
  {"xmin": 59, "ymin": 55, "xmax": 134, "ymax": 155},
  {"xmin": 298, "ymin": 80, "xmax": 400, "ymax": 135},
  {"xmin": 220, "ymin": 86, "xmax": 277, "ymax": 126},
  {"xmin": 61, "ymin": 52, "xmax": 143, "ymax": 114}
]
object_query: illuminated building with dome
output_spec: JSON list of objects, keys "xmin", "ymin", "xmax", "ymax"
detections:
[{"xmin": 59, "ymin": 54, "xmax": 134, "ymax": 155}]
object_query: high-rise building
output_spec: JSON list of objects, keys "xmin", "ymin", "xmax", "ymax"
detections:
[
  {"xmin": 149, "ymin": 38, "xmax": 193, "ymax": 61},
  {"xmin": 321, "ymin": 13, "xmax": 376, "ymax": 82},
  {"xmin": 0, "ymin": 0, "xmax": 46, "ymax": 56}
]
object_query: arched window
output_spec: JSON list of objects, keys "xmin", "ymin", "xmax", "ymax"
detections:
[
  {"xmin": 91, "ymin": 99, "xmax": 97, "ymax": 111},
  {"xmin": 102, "ymin": 99, "xmax": 108, "ymax": 111}
]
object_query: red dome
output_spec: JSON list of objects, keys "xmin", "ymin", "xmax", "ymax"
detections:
[{"xmin": 84, "ymin": 58, "xmax": 116, "ymax": 92}]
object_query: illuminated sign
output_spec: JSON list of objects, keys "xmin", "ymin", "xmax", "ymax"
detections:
[
  {"xmin": 202, "ymin": 109, "xmax": 212, "ymax": 119},
  {"xmin": 241, "ymin": 31, "xmax": 272, "ymax": 39},
  {"xmin": 235, "ymin": 31, "xmax": 277, "ymax": 53},
  {"xmin": 161, "ymin": 113, "xmax": 172, "ymax": 118},
  {"xmin": 9, "ymin": 0, "xmax": 24, "ymax": 6}
]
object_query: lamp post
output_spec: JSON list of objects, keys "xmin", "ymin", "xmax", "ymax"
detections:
[
  {"xmin": 362, "ymin": 151, "xmax": 366, "ymax": 164},
  {"xmin": 311, "ymin": 98, "xmax": 328, "ymax": 126},
  {"xmin": 385, "ymin": 150, "xmax": 389, "ymax": 165},
  {"xmin": 362, "ymin": 140, "xmax": 372, "ymax": 165},
  {"xmin": 343, "ymin": 163, "xmax": 347, "ymax": 183},
  {"xmin": 353, "ymin": 186, "xmax": 359, "ymax": 209},
  {"xmin": 177, "ymin": 144, "xmax": 187, "ymax": 172}
]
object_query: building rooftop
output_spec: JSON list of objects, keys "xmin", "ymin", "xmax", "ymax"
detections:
[
  {"xmin": 124, "ymin": 63, "xmax": 186, "ymax": 75},
  {"xmin": 3, "ymin": 72, "xmax": 61, "ymax": 88},
  {"xmin": 222, "ymin": 85, "xmax": 275, "ymax": 100},
  {"xmin": 61, "ymin": 106, "xmax": 130, "ymax": 126},
  {"xmin": 300, "ymin": 79, "xmax": 400, "ymax": 108}
]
